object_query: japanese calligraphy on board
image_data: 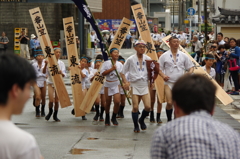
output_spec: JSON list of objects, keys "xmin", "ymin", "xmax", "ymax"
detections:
[
  {"xmin": 131, "ymin": 4, "xmax": 165, "ymax": 103},
  {"xmin": 80, "ymin": 17, "xmax": 132, "ymax": 113},
  {"xmin": 162, "ymin": 35, "xmax": 233, "ymax": 105},
  {"xmin": 29, "ymin": 7, "xmax": 71, "ymax": 108},
  {"xmin": 111, "ymin": 17, "xmax": 133, "ymax": 49},
  {"xmin": 63, "ymin": 17, "xmax": 85, "ymax": 117}
]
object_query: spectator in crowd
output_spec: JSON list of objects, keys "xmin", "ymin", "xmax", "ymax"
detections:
[
  {"xmin": 215, "ymin": 45, "xmax": 227, "ymax": 87},
  {"xmin": 19, "ymin": 30, "xmax": 30, "ymax": 60},
  {"xmin": 0, "ymin": 53, "xmax": 43, "ymax": 159},
  {"xmin": 224, "ymin": 37, "xmax": 230, "ymax": 43},
  {"xmin": 151, "ymin": 74, "xmax": 240, "ymax": 159},
  {"xmin": 227, "ymin": 38, "xmax": 240, "ymax": 95},
  {"xmin": 90, "ymin": 31, "xmax": 97, "ymax": 49},
  {"xmin": 0, "ymin": 31, "xmax": 9, "ymax": 54},
  {"xmin": 191, "ymin": 35, "xmax": 203, "ymax": 63},
  {"xmin": 217, "ymin": 32, "xmax": 225, "ymax": 45},
  {"xmin": 30, "ymin": 34, "xmax": 37, "ymax": 59}
]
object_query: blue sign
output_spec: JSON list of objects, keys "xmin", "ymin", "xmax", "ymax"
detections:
[{"xmin": 187, "ymin": 7, "xmax": 196, "ymax": 16}]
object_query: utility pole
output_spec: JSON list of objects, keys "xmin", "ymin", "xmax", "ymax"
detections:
[
  {"xmin": 204, "ymin": 0, "xmax": 207, "ymax": 52},
  {"xmin": 198, "ymin": 0, "xmax": 201, "ymax": 32},
  {"xmin": 173, "ymin": 0, "xmax": 175, "ymax": 31}
]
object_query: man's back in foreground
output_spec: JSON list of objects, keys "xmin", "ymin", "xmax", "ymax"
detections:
[{"xmin": 151, "ymin": 74, "xmax": 240, "ymax": 159}]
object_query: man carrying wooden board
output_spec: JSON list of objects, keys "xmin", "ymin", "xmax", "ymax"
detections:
[
  {"xmin": 158, "ymin": 36, "xmax": 194, "ymax": 121},
  {"xmin": 162, "ymin": 35, "xmax": 233, "ymax": 106}
]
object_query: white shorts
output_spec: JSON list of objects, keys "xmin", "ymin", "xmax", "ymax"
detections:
[
  {"xmin": 99, "ymin": 85, "xmax": 105, "ymax": 95},
  {"xmin": 37, "ymin": 80, "xmax": 46, "ymax": 88},
  {"xmin": 104, "ymin": 81, "xmax": 120, "ymax": 96},
  {"xmin": 119, "ymin": 87, "xmax": 125, "ymax": 95},
  {"xmin": 164, "ymin": 81, "xmax": 175, "ymax": 90}
]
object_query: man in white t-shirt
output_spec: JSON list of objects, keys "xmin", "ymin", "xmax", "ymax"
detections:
[
  {"xmin": 90, "ymin": 31, "xmax": 97, "ymax": 48},
  {"xmin": 0, "ymin": 53, "xmax": 43, "ymax": 159},
  {"xmin": 217, "ymin": 32, "xmax": 225, "ymax": 45}
]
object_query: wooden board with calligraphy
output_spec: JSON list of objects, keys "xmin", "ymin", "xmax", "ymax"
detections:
[
  {"xmin": 162, "ymin": 35, "xmax": 233, "ymax": 105},
  {"xmin": 63, "ymin": 17, "xmax": 85, "ymax": 117},
  {"xmin": 29, "ymin": 7, "xmax": 71, "ymax": 108},
  {"xmin": 131, "ymin": 4, "xmax": 165, "ymax": 103},
  {"xmin": 80, "ymin": 17, "xmax": 133, "ymax": 113}
]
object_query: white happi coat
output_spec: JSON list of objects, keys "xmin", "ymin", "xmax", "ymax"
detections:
[
  {"xmin": 159, "ymin": 50, "xmax": 193, "ymax": 89},
  {"xmin": 32, "ymin": 61, "xmax": 47, "ymax": 88},
  {"xmin": 100, "ymin": 60, "xmax": 123, "ymax": 96},
  {"xmin": 202, "ymin": 65, "xmax": 216, "ymax": 80},
  {"xmin": 122, "ymin": 54, "xmax": 152, "ymax": 95}
]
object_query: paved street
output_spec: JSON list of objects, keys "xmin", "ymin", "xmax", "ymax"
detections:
[{"xmin": 12, "ymin": 48, "xmax": 240, "ymax": 159}]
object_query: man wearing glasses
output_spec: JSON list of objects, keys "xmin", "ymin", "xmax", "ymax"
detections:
[{"xmin": 121, "ymin": 40, "xmax": 152, "ymax": 133}]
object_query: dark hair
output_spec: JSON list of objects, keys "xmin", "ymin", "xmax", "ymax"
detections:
[
  {"xmin": 118, "ymin": 55, "xmax": 125, "ymax": 61},
  {"xmin": 172, "ymin": 74, "xmax": 216, "ymax": 114},
  {"xmin": 86, "ymin": 56, "xmax": 92, "ymax": 63},
  {"xmin": 169, "ymin": 36, "xmax": 179, "ymax": 42},
  {"xmin": 218, "ymin": 45, "xmax": 225, "ymax": 50},
  {"xmin": 236, "ymin": 39, "xmax": 240, "ymax": 47},
  {"xmin": 205, "ymin": 54, "xmax": 215, "ymax": 60},
  {"xmin": 217, "ymin": 32, "xmax": 223, "ymax": 37},
  {"xmin": 224, "ymin": 43, "xmax": 230, "ymax": 50},
  {"xmin": 229, "ymin": 38, "xmax": 237, "ymax": 43},
  {"xmin": 95, "ymin": 54, "xmax": 103, "ymax": 60},
  {"xmin": 0, "ymin": 54, "xmax": 36, "ymax": 105},
  {"xmin": 35, "ymin": 46, "xmax": 43, "ymax": 56}
]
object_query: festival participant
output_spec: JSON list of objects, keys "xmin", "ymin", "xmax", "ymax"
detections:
[
  {"xmin": 32, "ymin": 48, "xmax": 47, "ymax": 117},
  {"xmin": 43, "ymin": 48, "xmax": 66, "ymax": 122},
  {"xmin": 19, "ymin": 30, "xmax": 30, "ymax": 60},
  {"xmin": 70, "ymin": 56, "xmax": 88, "ymax": 120},
  {"xmin": 203, "ymin": 54, "xmax": 216, "ymax": 79},
  {"xmin": 151, "ymin": 74, "xmax": 240, "ymax": 159},
  {"xmin": 0, "ymin": 53, "xmax": 43, "ymax": 159},
  {"xmin": 149, "ymin": 49, "xmax": 164, "ymax": 124},
  {"xmin": 101, "ymin": 48, "xmax": 123, "ymax": 126},
  {"xmin": 85, "ymin": 56, "xmax": 95, "ymax": 112},
  {"xmin": 121, "ymin": 40, "xmax": 152, "ymax": 133},
  {"xmin": 89, "ymin": 55, "xmax": 105, "ymax": 121},
  {"xmin": 117, "ymin": 55, "xmax": 126, "ymax": 118},
  {"xmin": 159, "ymin": 37, "xmax": 194, "ymax": 122}
]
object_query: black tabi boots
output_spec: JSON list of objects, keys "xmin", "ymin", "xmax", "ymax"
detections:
[
  {"xmin": 138, "ymin": 109, "xmax": 149, "ymax": 130},
  {"xmin": 117, "ymin": 105, "xmax": 125, "ymax": 118},
  {"xmin": 166, "ymin": 109, "xmax": 173, "ymax": 122},
  {"xmin": 93, "ymin": 105, "xmax": 100, "ymax": 121},
  {"xmin": 41, "ymin": 105, "xmax": 45, "ymax": 117},
  {"xmin": 111, "ymin": 113, "xmax": 118, "ymax": 126},
  {"xmin": 150, "ymin": 111, "xmax": 155, "ymax": 123},
  {"xmin": 105, "ymin": 113, "xmax": 110, "ymax": 126},
  {"xmin": 45, "ymin": 108, "xmax": 53, "ymax": 121},
  {"xmin": 156, "ymin": 113, "xmax": 162, "ymax": 123},
  {"xmin": 53, "ymin": 110, "xmax": 61, "ymax": 122},
  {"xmin": 99, "ymin": 106, "xmax": 105, "ymax": 121},
  {"xmin": 35, "ymin": 105, "xmax": 40, "ymax": 117},
  {"xmin": 132, "ymin": 112, "xmax": 140, "ymax": 133}
]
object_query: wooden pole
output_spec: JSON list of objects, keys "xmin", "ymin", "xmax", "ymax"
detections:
[{"xmin": 63, "ymin": 17, "xmax": 85, "ymax": 117}]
